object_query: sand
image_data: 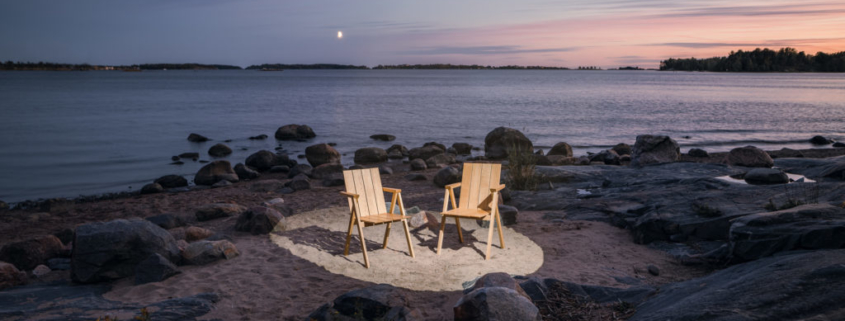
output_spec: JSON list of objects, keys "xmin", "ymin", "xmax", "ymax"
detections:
[{"xmin": 270, "ymin": 207, "xmax": 544, "ymax": 291}]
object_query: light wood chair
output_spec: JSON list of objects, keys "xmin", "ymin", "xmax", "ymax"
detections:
[
  {"xmin": 437, "ymin": 162, "xmax": 506, "ymax": 260},
  {"xmin": 340, "ymin": 167, "xmax": 415, "ymax": 268}
]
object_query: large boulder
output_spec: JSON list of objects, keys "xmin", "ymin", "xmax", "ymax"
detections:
[
  {"xmin": 154, "ymin": 175, "xmax": 188, "ymax": 188},
  {"xmin": 305, "ymin": 143, "xmax": 341, "ymax": 167},
  {"xmin": 235, "ymin": 207, "xmax": 285, "ymax": 235},
  {"xmin": 810, "ymin": 135, "xmax": 832, "ymax": 145},
  {"xmin": 387, "ymin": 144, "xmax": 410, "ymax": 157},
  {"xmin": 181, "ymin": 240, "xmax": 240, "ymax": 265},
  {"xmin": 72, "ymin": 218, "xmax": 181, "ymax": 283},
  {"xmin": 195, "ymin": 203, "xmax": 248, "ymax": 222},
  {"xmin": 245, "ymin": 150, "xmax": 288, "ymax": 171},
  {"xmin": 234, "ymin": 163, "xmax": 259, "ymax": 180},
  {"xmin": 288, "ymin": 174, "xmax": 311, "ymax": 191},
  {"xmin": 725, "ymin": 146, "xmax": 773, "ymax": 168},
  {"xmin": 0, "ymin": 262, "xmax": 27, "ymax": 290},
  {"xmin": 484, "ymin": 127, "xmax": 533, "ymax": 159},
  {"xmin": 307, "ymin": 284, "xmax": 417, "ymax": 321},
  {"xmin": 134, "ymin": 253, "xmax": 180, "ymax": 285},
  {"xmin": 354, "ymin": 147, "xmax": 388, "ymax": 164},
  {"xmin": 547, "ymin": 142, "xmax": 573, "ymax": 157},
  {"xmin": 0, "ymin": 235, "xmax": 64, "ymax": 271},
  {"xmin": 630, "ymin": 135, "xmax": 679, "ymax": 167},
  {"xmin": 729, "ymin": 204, "xmax": 845, "ymax": 262},
  {"xmin": 187, "ymin": 133, "xmax": 209, "ymax": 143},
  {"xmin": 433, "ymin": 167, "xmax": 461, "ymax": 188},
  {"xmin": 743, "ymin": 168, "xmax": 789, "ymax": 185},
  {"xmin": 612, "ymin": 143, "xmax": 632, "ymax": 156},
  {"xmin": 630, "ymin": 250, "xmax": 845, "ymax": 321},
  {"xmin": 408, "ymin": 145, "xmax": 445, "ymax": 161},
  {"xmin": 274, "ymin": 124, "xmax": 315, "ymax": 140},
  {"xmin": 454, "ymin": 287, "xmax": 540, "ymax": 321},
  {"xmin": 194, "ymin": 160, "xmax": 239, "ymax": 186},
  {"xmin": 207, "ymin": 143, "xmax": 232, "ymax": 157}
]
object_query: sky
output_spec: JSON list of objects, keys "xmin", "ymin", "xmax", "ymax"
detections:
[{"xmin": 1, "ymin": 0, "xmax": 844, "ymax": 68}]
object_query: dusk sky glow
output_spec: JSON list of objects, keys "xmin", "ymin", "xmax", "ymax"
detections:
[{"xmin": 2, "ymin": 0, "xmax": 844, "ymax": 68}]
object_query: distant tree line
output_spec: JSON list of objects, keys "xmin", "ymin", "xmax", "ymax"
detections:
[
  {"xmin": 660, "ymin": 47, "xmax": 845, "ymax": 72},
  {"xmin": 137, "ymin": 63, "xmax": 242, "ymax": 70},
  {"xmin": 577, "ymin": 66, "xmax": 601, "ymax": 70},
  {"xmin": 246, "ymin": 64, "xmax": 368, "ymax": 70},
  {"xmin": 372, "ymin": 64, "xmax": 568, "ymax": 70},
  {"xmin": 617, "ymin": 66, "xmax": 643, "ymax": 70},
  {"xmin": 1, "ymin": 61, "xmax": 242, "ymax": 71},
  {"xmin": 1, "ymin": 61, "xmax": 106, "ymax": 71}
]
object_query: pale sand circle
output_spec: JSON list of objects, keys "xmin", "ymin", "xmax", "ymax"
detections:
[{"xmin": 270, "ymin": 207, "xmax": 544, "ymax": 291}]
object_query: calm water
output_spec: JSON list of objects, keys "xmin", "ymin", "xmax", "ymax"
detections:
[{"xmin": 1, "ymin": 70, "xmax": 844, "ymax": 203}]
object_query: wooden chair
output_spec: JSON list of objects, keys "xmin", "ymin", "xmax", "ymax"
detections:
[
  {"xmin": 437, "ymin": 162, "xmax": 506, "ymax": 260},
  {"xmin": 340, "ymin": 167, "xmax": 415, "ymax": 268}
]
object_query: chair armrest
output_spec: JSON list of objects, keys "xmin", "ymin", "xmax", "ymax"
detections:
[
  {"xmin": 445, "ymin": 182, "xmax": 462, "ymax": 190},
  {"xmin": 490, "ymin": 184, "xmax": 506, "ymax": 192},
  {"xmin": 382, "ymin": 187, "xmax": 402, "ymax": 194},
  {"xmin": 340, "ymin": 191, "xmax": 359, "ymax": 199}
]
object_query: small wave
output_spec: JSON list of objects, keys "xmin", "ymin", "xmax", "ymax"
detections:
[{"xmin": 682, "ymin": 139, "xmax": 809, "ymax": 147}]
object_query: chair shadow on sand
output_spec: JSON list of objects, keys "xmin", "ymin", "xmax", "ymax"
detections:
[{"xmin": 412, "ymin": 218, "xmax": 487, "ymax": 258}]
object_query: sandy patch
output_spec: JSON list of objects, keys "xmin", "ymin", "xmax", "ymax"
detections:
[{"xmin": 271, "ymin": 207, "xmax": 544, "ymax": 291}]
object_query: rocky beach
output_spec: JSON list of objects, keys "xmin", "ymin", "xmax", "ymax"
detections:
[{"xmin": 0, "ymin": 125, "xmax": 844, "ymax": 320}]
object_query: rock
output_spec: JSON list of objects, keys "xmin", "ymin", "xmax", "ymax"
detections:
[
  {"xmin": 187, "ymin": 133, "xmax": 209, "ymax": 143},
  {"xmin": 287, "ymin": 164, "xmax": 313, "ymax": 178},
  {"xmin": 484, "ymin": 127, "xmax": 533, "ymax": 159},
  {"xmin": 405, "ymin": 174, "xmax": 426, "ymax": 181},
  {"xmin": 170, "ymin": 161, "xmax": 185, "ymax": 165},
  {"xmin": 778, "ymin": 147, "xmax": 805, "ymax": 158},
  {"xmin": 154, "ymin": 175, "xmax": 188, "ymax": 188},
  {"xmin": 327, "ymin": 284, "xmax": 414, "ymax": 321},
  {"xmin": 545, "ymin": 155, "xmax": 576, "ymax": 166},
  {"xmin": 134, "ymin": 253, "xmax": 180, "ymax": 285},
  {"xmin": 479, "ymin": 205, "xmax": 518, "ymax": 227},
  {"xmin": 212, "ymin": 180, "xmax": 231, "ymax": 187},
  {"xmin": 234, "ymin": 163, "xmax": 259, "ymax": 180},
  {"xmin": 185, "ymin": 226, "xmax": 214, "ymax": 242},
  {"xmin": 729, "ymin": 204, "xmax": 845, "ymax": 262},
  {"xmin": 388, "ymin": 150, "xmax": 404, "ymax": 159},
  {"xmin": 146, "ymin": 213, "xmax": 186, "ymax": 230},
  {"xmin": 596, "ymin": 149, "xmax": 620, "ymax": 165},
  {"xmin": 370, "ymin": 134, "xmax": 396, "ymax": 141},
  {"xmin": 261, "ymin": 198, "xmax": 294, "ymax": 217},
  {"xmin": 305, "ymin": 143, "xmax": 341, "ymax": 167},
  {"xmin": 47, "ymin": 258, "xmax": 71, "ymax": 271},
  {"xmin": 72, "ymin": 218, "xmax": 181, "ymax": 283},
  {"xmin": 810, "ymin": 135, "xmax": 832, "ymax": 145},
  {"xmin": 207, "ymin": 143, "xmax": 232, "ymax": 157},
  {"xmin": 426, "ymin": 153, "xmax": 456, "ymax": 168},
  {"xmin": 246, "ymin": 150, "xmax": 285, "ymax": 171},
  {"xmin": 195, "ymin": 203, "xmax": 248, "ymax": 222},
  {"xmin": 408, "ymin": 145, "xmax": 445, "ymax": 161},
  {"xmin": 178, "ymin": 152, "xmax": 200, "ymax": 159},
  {"xmin": 269, "ymin": 165, "xmax": 289, "ymax": 173},
  {"xmin": 547, "ymin": 142, "xmax": 573, "ymax": 157},
  {"xmin": 249, "ymin": 134, "xmax": 268, "ymax": 140},
  {"xmin": 280, "ymin": 187, "xmax": 295, "ymax": 194},
  {"xmin": 424, "ymin": 142, "xmax": 447, "ymax": 151},
  {"xmin": 312, "ymin": 163, "xmax": 344, "ymax": 179},
  {"xmin": 743, "ymin": 168, "xmax": 789, "ymax": 185},
  {"xmin": 410, "ymin": 158, "xmax": 427, "ymax": 170},
  {"xmin": 0, "ymin": 262, "xmax": 27, "ymax": 290},
  {"xmin": 181, "ymin": 240, "xmax": 239, "ymax": 265},
  {"xmin": 408, "ymin": 210, "xmax": 428, "ymax": 228},
  {"xmin": 433, "ymin": 167, "xmax": 461, "ymax": 188},
  {"xmin": 452, "ymin": 143, "xmax": 473, "ymax": 155},
  {"xmin": 519, "ymin": 277, "xmax": 656, "ymax": 306},
  {"xmin": 194, "ymin": 160, "xmax": 239, "ymax": 186},
  {"xmin": 631, "ymin": 135, "xmax": 680, "ymax": 167},
  {"xmin": 140, "ymin": 183, "xmax": 164, "ymax": 194},
  {"xmin": 647, "ymin": 265, "xmax": 660, "ymax": 276},
  {"xmin": 379, "ymin": 165, "xmax": 393, "ymax": 175},
  {"xmin": 630, "ymin": 250, "xmax": 845, "ymax": 321},
  {"xmin": 464, "ymin": 273, "xmax": 530, "ymax": 299},
  {"xmin": 834, "ymin": 142, "xmax": 845, "ymax": 148},
  {"xmin": 235, "ymin": 206, "xmax": 285, "ymax": 235},
  {"xmin": 454, "ymin": 287, "xmax": 540, "ymax": 321},
  {"xmin": 354, "ymin": 147, "xmax": 388, "ymax": 164},
  {"xmin": 289, "ymin": 174, "xmax": 311, "ymax": 191},
  {"xmin": 687, "ymin": 148, "xmax": 709, "ymax": 157},
  {"xmin": 32, "ymin": 264, "xmax": 51, "ymax": 277},
  {"xmin": 577, "ymin": 156, "xmax": 591, "ymax": 165},
  {"xmin": 274, "ymin": 124, "xmax": 316, "ymax": 140},
  {"xmin": 612, "ymin": 143, "xmax": 632, "ymax": 156},
  {"xmin": 0, "ymin": 235, "xmax": 64, "ymax": 271},
  {"xmin": 387, "ymin": 144, "xmax": 410, "ymax": 156},
  {"xmin": 726, "ymin": 146, "xmax": 773, "ymax": 168},
  {"xmin": 322, "ymin": 176, "xmax": 345, "ymax": 187}
]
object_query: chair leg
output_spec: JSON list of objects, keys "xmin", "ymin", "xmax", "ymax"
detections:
[
  {"xmin": 454, "ymin": 217, "xmax": 464, "ymax": 243},
  {"xmin": 344, "ymin": 211, "xmax": 356, "ymax": 256},
  {"xmin": 485, "ymin": 214, "xmax": 496, "ymax": 260},
  {"xmin": 495, "ymin": 211, "xmax": 505, "ymax": 249},
  {"xmin": 356, "ymin": 218, "xmax": 370, "ymax": 268},
  {"xmin": 437, "ymin": 215, "xmax": 447, "ymax": 255},
  {"xmin": 402, "ymin": 219, "xmax": 415, "ymax": 258},
  {"xmin": 382, "ymin": 223, "xmax": 392, "ymax": 249}
]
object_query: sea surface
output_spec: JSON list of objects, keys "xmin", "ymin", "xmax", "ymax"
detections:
[{"xmin": 1, "ymin": 70, "xmax": 844, "ymax": 203}]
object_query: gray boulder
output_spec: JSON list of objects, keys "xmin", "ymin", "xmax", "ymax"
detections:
[
  {"xmin": 726, "ymin": 146, "xmax": 773, "ymax": 168},
  {"xmin": 305, "ymin": 143, "xmax": 341, "ymax": 167},
  {"xmin": 454, "ymin": 287, "xmax": 540, "ymax": 321},
  {"xmin": 0, "ymin": 235, "xmax": 64, "ymax": 271},
  {"xmin": 181, "ymin": 240, "xmax": 240, "ymax": 265},
  {"xmin": 195, "ymin": 203, "xmax": 248, "ymax": 222},
  {"xmin": 140, "ymin": 183, "xmax": 164, "ymax": 194},
  {"xmin": 134, "ymin": 253, "xmax": 180, "ymax": 285},
  {"xmin": 547, "ymin": 142, "xmax": 573, "ymax": 157},
  {"xmin": 387, "ymin": 144, "xmax": 409, "ymax": 157},
  {"xmin": 145, "ymin": 213, "xmax": 186, "ymax": 230},
  {"xmin": 235, "ymin": 206, "xmax": 285, "ymax": 235},
  {"xmin": 287, "ymin": 163, "xmax": 313, "ymax": 178},
  {"xmin": 72, "ymin": 218, "xmax": 181, "ymax": 283},
  {"xmin": 410, "ymin": 158, "xmax": 427, "ymax": 170},
  {"xmin": 245, "ymin": 150, "xmax": 286, "ymax": 171},
  {"xmin": 484, "ymin": 127, "xmax": 533, "ymax": 159},
  {"xmin": 408, "ymin": 145, "xmax": 445, "ymax": 161},
  {"xmin": 426, "ymin": 153, "xmax": 456, "ymax": 168},
  {"xmin": 154, "ymin": 175, "xmax": 188, "ymax": 188},
  {"xmin": 452, "ymin": 143, "xmax": 473, "ymax": 155},
  {"xmin": 187, "ymin": 133, "xmax": 208, "ymax": 142},
  {"xmin": 234, "ymin": 163, "xmax": 259, "ymax": 180},
  {"xmin": 312, "ymin": 163, "xmax": 344, "ymax": 179},
  {"xmin": 354, "ymin": 147, "xmax": 388, "ymax": 164},
  {"xmin": 687, "ymin": 148, "xmax": 709, "ymax": 157},
  {"xmin": 433, "ymin": 167, "xmax": 461, "ymax": 188},
  {"xmin": 274, "ymin": 124, "xmax": 315, "ymax": 140},
  {"xmin": 743, "ymin": 168, "xmax": 789, "ymax": 185},
  {"xmin": 370, "ymin": 134, "xmax": 396, "ymax": 141},
  {"xmin": 631, "ymin": 135, "xmax": 679, "ymax": 167},
  {"xmin": 810, "ymin": 135, "xmax": 832, "ymax": 145},
  {"xmin": 289, "ymin": 174, "xmax": 311, "ymax": 191},
  {"xmin": 207, "ymin": 143, "xmax": 232, "ymax": 157},
  {"xmin": 193, "ymin": 160, "xmax": 238, "ymax": 186},
  {"xmin": 612, "ymin": 143, "xmax": 632, "ymax": 156}
]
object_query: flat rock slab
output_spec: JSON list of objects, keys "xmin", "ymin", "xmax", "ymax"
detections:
[{"xmin": 0, "ymin": 281, "xmax": 219, "ymax": 321}]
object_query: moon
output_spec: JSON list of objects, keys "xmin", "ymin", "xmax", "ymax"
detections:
[{"xmin": 337, "ymin": 31, "xmax": 343, "ymax": 39}]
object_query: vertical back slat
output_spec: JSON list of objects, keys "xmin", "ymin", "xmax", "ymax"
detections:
[
  {"xmin": 369, "ymin": 168, "xmax": 388, "ymax": 214},
  {"xmin": 477, "ymin": 163, "xmax": 492, "ymax": 208},
  {"xmin": 458, "ymin": 163, "xmax": 474, "ymax": 209},
  {"xmin": 343, "ymin": 170, "xmax": 355, "ymax": 212},
  {"xmin": 490, "ymin": 163, "xmax": 502, "ymax": 192},
  {"xmin": 467, "ymin": 164, "xmax": 482, "ymax": 208},
  {"xmin": 361, "ymin": 169, "xmax": 379, "ymax": 217},
  {"xmin": 351, "ymin": 170, "xmax": 372, "ymax": 217}
]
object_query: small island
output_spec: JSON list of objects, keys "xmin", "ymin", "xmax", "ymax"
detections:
[{"xmin": 660, "ymin": 47, "xmax": 845, "ymax": 72}]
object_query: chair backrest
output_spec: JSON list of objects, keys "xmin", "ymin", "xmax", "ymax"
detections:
[
  {"xmin": 343, "ymin": 168, "xmax": 388, "ymax": 217},
  {"xmin": 458, "ymin": 163, "xmax": 502, "ymax": 211}
]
